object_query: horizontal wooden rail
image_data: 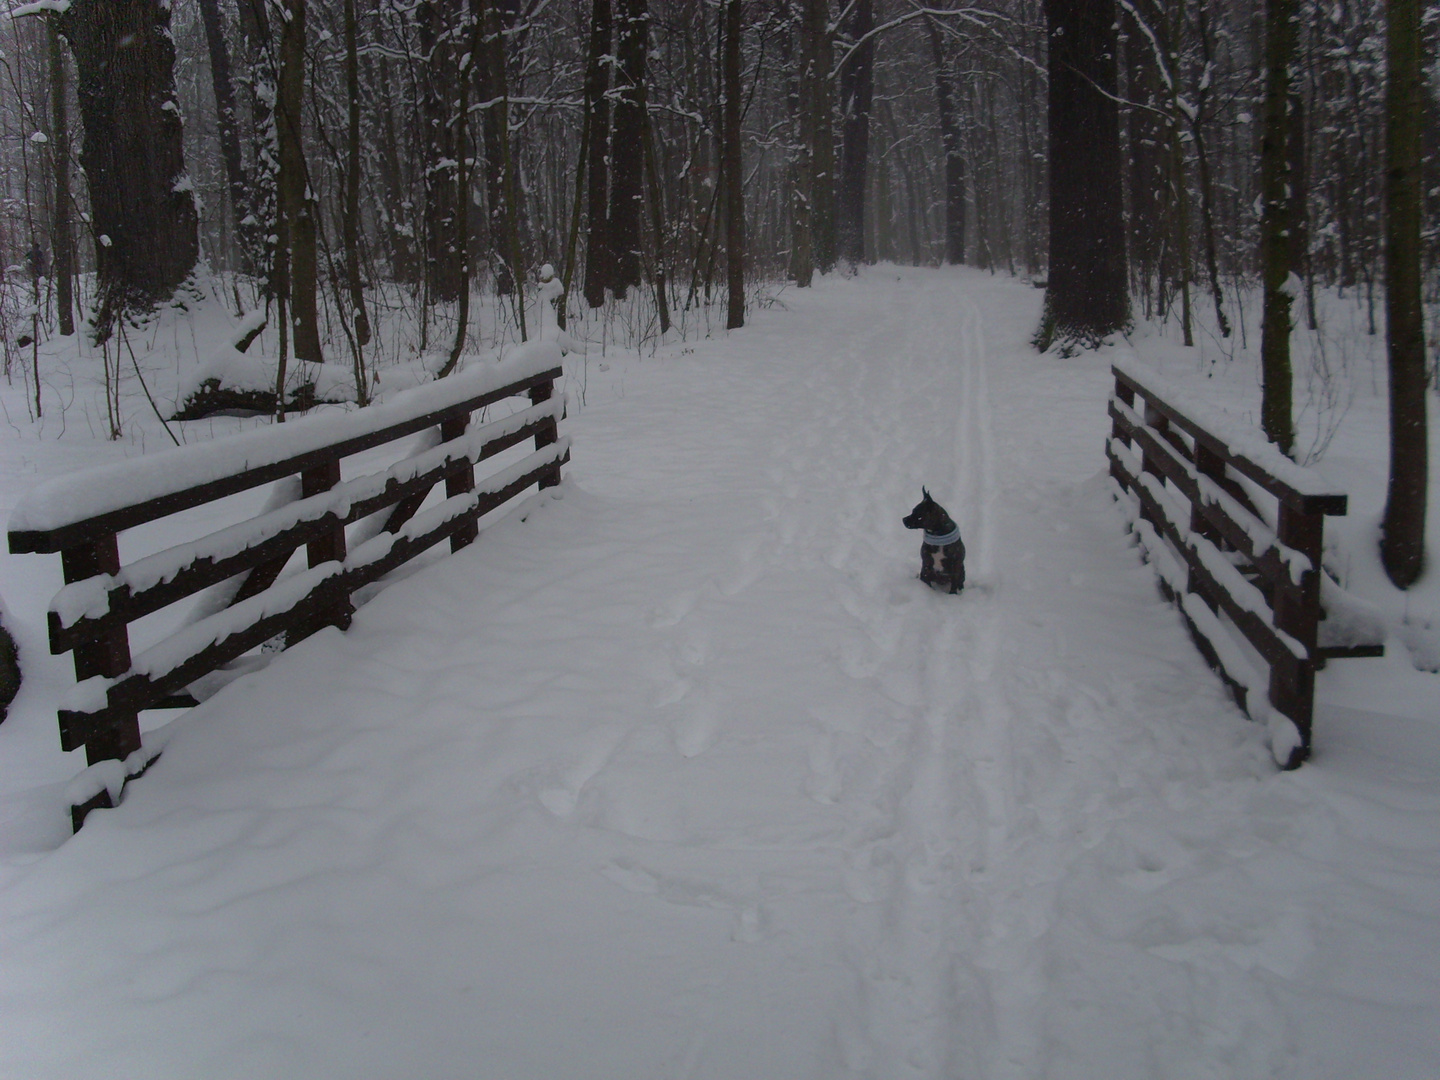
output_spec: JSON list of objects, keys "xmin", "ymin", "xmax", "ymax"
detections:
[
  {"xmin": 1106, "ymin": 359, "xmax": 1382, "ymax": 768},
  {"xmin": 8, "ymin": 343, "xmax": 568, "ymax": 829}
]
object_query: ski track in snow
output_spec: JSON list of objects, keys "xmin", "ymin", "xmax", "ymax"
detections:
[{"xmin": 0, "ymin": 268, "xmax": 1437, "ymax": 1079}]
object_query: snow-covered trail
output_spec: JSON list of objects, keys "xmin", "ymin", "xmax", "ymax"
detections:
[{"xmin": 0, "ymin": 268, "xmax": 1436, "ymax": 1079}]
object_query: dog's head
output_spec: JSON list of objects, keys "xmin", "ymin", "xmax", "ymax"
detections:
[{"xmin": 902, "ymin": 488, "xmax": 955, "ymax": 534}]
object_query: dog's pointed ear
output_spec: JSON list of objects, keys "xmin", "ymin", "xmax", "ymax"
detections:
[{"xmin": 922, "ymin": 487, "xmax": 930, "ymax": 500}]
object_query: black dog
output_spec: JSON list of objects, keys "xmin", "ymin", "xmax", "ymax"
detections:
[{"xmin": 903, "ymin": 489, "xmax": 966, "ymax": 594}]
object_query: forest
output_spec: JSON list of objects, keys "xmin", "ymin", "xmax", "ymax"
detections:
[{"xmin": 0, "ymin": 0, "xmax": 1437, "ymax": 581}]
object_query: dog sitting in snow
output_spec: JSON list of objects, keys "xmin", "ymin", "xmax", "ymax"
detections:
[{"xmin": 903, "ymin": 489, "xmax": 966, "ymax": 594}]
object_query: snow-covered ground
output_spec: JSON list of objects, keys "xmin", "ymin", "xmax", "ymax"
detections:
[{"xmin": 0, "ymin": 267, "xmax": 1436, "ymax": 1078}]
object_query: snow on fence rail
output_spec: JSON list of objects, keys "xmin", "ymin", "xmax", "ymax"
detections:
[
  {"xmin": 8, "ymin": 343, "xmax": 568, "ymax": 830},
  {"xmin": 1106, "ymin": 358, "xmax": 1383, "ymax": 768}
]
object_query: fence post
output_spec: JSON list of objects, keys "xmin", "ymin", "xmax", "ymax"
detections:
[
  {"xmin": 60, "ymin": 536, "xmax": 140, "ymax": 765},
  {"xmin": 1187, "ymin": 443, "xmax": 1227, "ymax": 607},
  {"xmin": 1110, "ymin": 375, "xmax": 1134, "ymax": 488},
  {"xmin": 529, "ymin": 380, "xmax": 562, "ymax": 489},
  {"xmin": 61, "ymin": 535, "xmax": 140, "ymax": 828},
  {"xmin": 292, "ymin": 459, "xmax": 352, "ymax": 639},
  {"xmin": 1268, "ymin": 503, "xmax": 1322, "ymax": 763},
  {"xmin": 1137, "ymin": 397, "xmax": 1167, "ymax": 529},
  {"xmin": 442, "ymin": 414, "xmax": 479, "ymax": 551}
]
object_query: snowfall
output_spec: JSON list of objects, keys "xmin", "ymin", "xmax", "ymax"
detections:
[{"xmin": 0, "ymin": 267, "xmax": 1436, "ymax": 1079}]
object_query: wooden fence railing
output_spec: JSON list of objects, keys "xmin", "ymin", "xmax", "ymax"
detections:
[
  {"xmin": 1106, "ymin": 359, "xmax": 1383, "ymax": 768},
  {"xmin": 8, "ymin": 344, "xmax": 567, "ymax": 829}
]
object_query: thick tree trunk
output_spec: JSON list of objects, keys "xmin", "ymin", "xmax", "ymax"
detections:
[
  {"xmin": 927, "ymin": 15, "xmax": 964, "ymax": 265},
  {"xmin": 1036, "ymin": 0, "xmax": 1129, "ymax": 352},
  {"xmin": 277, "ymin": 0, "xmax": 321, "ymax": 363},
  {"xmin": 58, "ymin": 0, "xmax": 198, "ymax": 334},
  {"xmin": 723, "ymin": 0, "xmax": 744, "ymax": 329},
  {"xmin": 836, "ymin": 0, "xmax": 874, "ymax": 268},
  {"xmin": 1380, "ymin": 0, "xmax": 1428, "ymax": 586},
  {"xmin": 582, "ymin": 0, "xmax": 613, "ymax": 307},
  {"xmin": 1259, "ymin": 0, "xmax": 1298, "ymax": 454},
  {"xmin": 608, "ymin": 0, "xmax": 648, "ymax": 298},
  {"xmin": 48, "ymin": 19, "xmax": 74, "ymax": 337},
  {"xmin": 420, "ymin": 0, "xmax": 463, "ymax": 304}
]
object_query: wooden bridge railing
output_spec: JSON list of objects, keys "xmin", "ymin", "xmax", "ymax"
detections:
[
  {"xmin": 8, "ymin": 344, "xmax": 567, "ymax": 829},
  {"xmin": 1106, "ymin": 358, "xmax": 1383, "ymax": 768}
]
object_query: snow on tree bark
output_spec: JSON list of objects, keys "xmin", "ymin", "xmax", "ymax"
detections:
[{"xmin": 57, "ymin": 0, "xmax": 198, "ymax": 335}]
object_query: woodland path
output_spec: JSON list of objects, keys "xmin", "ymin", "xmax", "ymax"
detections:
[{"xmin": 0, "ymin": 269, "xmax": 1430, "ymax": 1080}]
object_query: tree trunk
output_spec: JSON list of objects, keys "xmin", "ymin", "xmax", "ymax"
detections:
[
  {"xmin": 442, "ymin": 3, "xmax": 486, "ymax": 378},
  {"xmin": 479, "ymin": 0, "xmax": 516, "ymax": 296},
  {"xmin": 643, "ymin": 108, "xmax": 672, "ymax": 332},
  {"xmin": 1380, "ymin": 0, "xmax": 1428, "ymax": 586},
  {"xmin": 1036, "ymin": 0, "xmax": 1129, "ymax": 352},
  {"xmin": 927, "ymin": 14, "xmax": 965, "ymax": 265},
  {"xmin": 723, "ymin": 0, "xmax": 744, "ymax": 329},
  {"xmin": 198, "ymin": 0, "xmax": 253, "ymax": 273},
  {"xmin": 343, "ymin": 0, "xmax": 371, "ymax": 349},
  {"xmin": 792, "ymin": 0, "xmax": 833, "ymax": 285},
  {"xmin": 1123, "ymin": 2, "xmax": 1165, "ymax": 312},
  {"xmin": 836, "ymin": 0, "xmax": 874, "ymax": 268},
  {"xmin": 807, "ymin": 0, "xmax": 836, "ymax": 274},
  {"xmin": 608, "ymin": 0, "xmax": 648, "ymax": 298},
  {"xmin": 57, "ymin": 0, "xmax": 198, "ymax": 335},
  {"xmin": 238, "ymin": 0, "xmax": 277, "ymax": 298},
  {"xmin": 370, "ymin": 54, "xmax": 418, "ymax": 286},
  {"xmin": 277, "ymin": 0, "xmax": 321, "ymax": 363},
  {"xmin": 420, "ymin": 0, "xmax": 463, "ymax": 304},
  {"xmin": 48, "ymin": 18, "xmax": 74, "ymax": 337},
  {"xmin": 1259, "ymin": 0, "xmax": 1298, "ymax": 453},
  {"xmin": 582, "ymin": 0, "xmax": 613, "ymax": 307}
]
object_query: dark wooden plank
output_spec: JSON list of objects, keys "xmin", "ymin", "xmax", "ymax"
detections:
[
  {"xmin": 58, "ymin": 536, "xmax": 140, "ymax": 763},
  {"xmin": 48, "ymin": 416, "xmax": 561, "ymax": 656},
  {"xmin": 9, "ymin": 368, "xmax": 563, "ymax": 554},
  {"xmin": 528, "ymin": 381, "xmax": 562, "ymax": 489},
  {"xmin": 59, "ymin": 585, "xmax": 339, "ymax": 750},
  {"xmin": 1110, "ymin": 403, "xmax": 1311, "ymax": 597},
  {"xmin": 1113, "ymin": 366, "xmax": 1347, "ymax": 516},
  {"xmin": 441, "ymin": 415, "xmax": 478, "ymax": 551},
  {"xmin": 301, "ymin": 459, "xmax": 347, "ymax": 568},
  {"xmin": 58, "ymin": 447, "xmax": 572, "ymax": 747},
  {"xmin": 1272, "ymin": 503, "xmax": 1323, "ymax": 655},
  {"xmin": 1109, "ymin": 444, "xmax": 1302, "ymax": 670}
]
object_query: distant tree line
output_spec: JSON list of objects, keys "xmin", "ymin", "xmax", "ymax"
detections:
[{"xmin": 0, "ymin": 0, "xmax": 1434, "ymax": 580}]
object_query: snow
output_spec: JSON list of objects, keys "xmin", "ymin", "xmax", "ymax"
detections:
[
  {"xmin": 1112, "ymin": 351, "xmax": 1347, "ymax": 502},
  {"xmin": 0, "ymin": 268, "xmax": 1436, "ymax": 1078},
  {"xmin": 6, "ymin": 0, "xmax": 71, "ymax": 16},
  {"xmin": 11, "ymin": 338, "xmax": 564, "ymax": 535},
  {"xmin": 48, "ymin": 396, "xmax": 566, "ymax": 631}
]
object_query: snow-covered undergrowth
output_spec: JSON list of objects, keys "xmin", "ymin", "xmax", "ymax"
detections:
[{"xmin": 0, "ymin": 268, "xmax": 1435, "ymax": 1078}]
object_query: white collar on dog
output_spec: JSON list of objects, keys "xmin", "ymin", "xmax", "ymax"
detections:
[{"xmin": 923, "ymin": 526, "xmax": 961, "ymax": 547}]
